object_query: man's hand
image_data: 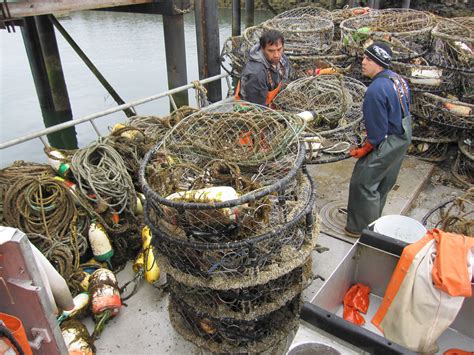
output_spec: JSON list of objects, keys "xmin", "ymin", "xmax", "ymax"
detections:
[{"xmin": 350, "ymin": 141, "xmax": 374, "ymax": 158}]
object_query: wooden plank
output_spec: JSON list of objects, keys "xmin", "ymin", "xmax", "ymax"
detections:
[{"xmin": 3, "ymin": 0, "xmax": 155, "ymax": 18}]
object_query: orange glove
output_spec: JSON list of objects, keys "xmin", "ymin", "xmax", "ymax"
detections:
[{"xmin": 350, "ymin": 140, "xmax": 374, "ymax": 159}]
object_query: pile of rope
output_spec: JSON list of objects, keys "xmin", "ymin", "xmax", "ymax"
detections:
[
  {"xmin": 422, "ymin": 188, "xmax": 473, "ymax": 236},
  {"xmin": 340, "ymin": 8, "xmax": 436, "ymax": 60},
  {"xmin": 3, "ymin": 176, "xmax": 85, "ymax": 279}
]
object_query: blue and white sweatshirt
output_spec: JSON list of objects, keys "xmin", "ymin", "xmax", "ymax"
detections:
[{"xmin": 363, "ymin": 69, "xmax": 410, "ymax": 146}]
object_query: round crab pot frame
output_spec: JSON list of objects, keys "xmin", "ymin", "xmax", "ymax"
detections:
[
  {"xmin": 273, "ymin": 6, "xmax": 331, "ymax": 20},
  {"xmin": 262, "ymin": 16, "xmax": 334, "ymax": 56},
  {"xmin": 167, "ymin": 258, "xmax": 311, "ymax": 320},
  {"xmin": 144, "ymin": 172, "xmax": 317, "ymax": 284},
  {"xmin": 220, "ymin": 35, "xmax": 248, "ymax": 79},
  {"xmin": 220, "ymin": 25, "xmax": 264, "ymax": 79},
  {"xmin": 407, "ymin": 138, "xmax": 449, "ymax": 162},
  {"xmin": 168, "ymin": 293, "xmax": 300, "ymax": 354},
  {"xmin": 426, "ymin": 17, "xmax": 474, "ymax": 73},
  {"xmin": 272, "ymin": 75, "xmax": 366, "ymax": 134},
  {"xmin": 331, "ymin": 6, "xmax": 371, "ymax": 40},
  {"xmin": 340, "ymin": 9, "xmax": 436, "ymax": 61},
  {"xmin": 452, "ymin": 138, "xmax": 474, "ymax": 188},
  {"xmin": 411, "ymin": 92, "xmax": 474, "ymax": 129},
  {"xmin": 288, "ymin": 42, "xmax": 354, "ymax": 80},
  {"xmin": 391, "ymin": 59, "xmax": 457, "ymax": 93},
  {"xmin": 411, "ymin": 115, "xmax": 459, "ymax": 144}
]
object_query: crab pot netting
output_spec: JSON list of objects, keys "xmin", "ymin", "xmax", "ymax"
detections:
[
  {"xmin": 288, "ymin": 43, "xmax": 354, "ymax": 80},
  {"xmin": 331, "ymin": 7, "xmax": 371, "ymax": 40},
  {"xmin": 274, "ymin": 6, "xmax": 331, "ymax": 20},
  {"xmin": 452, "ymin": 138, "xmax": 474, "ymax": 188},
  {"xmin": 262, "ymin": 16, "xmax": 334, "ymax": 56},
  {"xmin": 407, "ymin": 139, "xmax": 449, "ymax": 162},
  {"xmin": 391, "ymin": 59, "xmax": 457, "ymax": 93},
  {"xmin": 145, "ymin": 172, "xmax": 317, "ymax": 283},
  {"xmin": 340, "ymin": 9, "xmax": 435, "ymax": 60},
  {"xmin": 411, "ymin": 115, "xmax": 460, "ymax": 143},
  {"xmin": 427, "ymin": 17, "xmax": 474, "ymax": 73},
  {"xmin": 345, "ymin": 58, "xmax": 372, "ymax": 86},
  {"xmin": 169, "ymin": 293, "xmax": 300, "ymax": 354},
  {"xmin": 411, "ymin": 93, "xmax": 474, "ymax": 130},
  {"xmin": 167, "ymin": 258, "xmax": 311, "ymax": 320},
  {"xmin": 220, "ymin": 26, "xmax": 264, "ymax": 78},
  {"xmin": 459, "ymin": 72, "xmax": 474, "ymax": 105}
]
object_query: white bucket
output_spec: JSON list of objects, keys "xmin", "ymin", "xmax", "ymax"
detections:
[{"xmin": 373, "ymin": 215, "xmax": 427, "ymax": 243}]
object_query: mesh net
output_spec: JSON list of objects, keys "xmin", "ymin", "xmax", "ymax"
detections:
[
  {"xmin": 262, "ymin": 16, "xmax": 334, "ymax": 56},
  {"xmin": 340, "ymin": 9, "xmax": 435, "ymax": 60},
  {"xmin": 272, "ymin": 75, "xmax": 365, "ymax": 163},
  {"xmin": 407, "ymin": 139, "xmax": 449, "ymax": 162},
  {"xmin": 391, "ymin": 58, "xmax": 457, "ymax": 93},
  {"xmin": 459, "ymin": 72, "xmax": 474, "ymax": 105},
  {"xmin": 221, "ymin": 35, "xmax": 249, "ymax": 78},
  {"xmin": 288, "ymin": 43, "xmax": 354, "ymax": 80},
  {"xmin": 127, "ymin": 106, "xmax": 198, "ymax": 141},
  {"xmin": 146, "ymin": 172, "xmax": 317, "ymax": 282},
  {"xmin": 274, "ymin": 6, "xmax": 331, "ymax": 20},
  {"xmin": 427, "ymin": 17, "xmax": 474, "ymax": 73},
  {"xmin": 167, "ymin": 258, "xmax": 311, "ymax": 320},
  {"xmin": 411, "ymin": 115, "xmax": 460, "ymax": 143},
  {"xmin": 168, "ymin": 293, "xmax": 300, "ymax": 353},
  {"xmin": 411, "ymin": 93, "xmax": 474, "ymax": 129}
]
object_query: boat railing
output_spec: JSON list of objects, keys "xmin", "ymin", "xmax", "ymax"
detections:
[{"xmin": 0, "ymin": 72, "xmax": 232, "ymax": 150}]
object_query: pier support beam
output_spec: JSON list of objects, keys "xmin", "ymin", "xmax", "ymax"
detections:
[
  {"xmin": 21, "ymin": 16, "xmax": 77, "ymax": 149},
  {"xmin": 35, "ymin": 15, "xmax": 78, "ymax": 149},
  {"xmin": 163, "ymin": 14, "xmax": 189, "ymax": 109},
  {"xmin": 401, "ymin": 0, "xmax": 410, "ymax": 8},
  {"xmin": 232, "ymin": 0, "xmax": 241, "ymax": 36},
  {"xmin": 245, "ymin": 0, "xmax": 254, "ymax": 29},
  {"xmin": 194, "ymin": 0, "xmax": 222, "ymax": 103}
]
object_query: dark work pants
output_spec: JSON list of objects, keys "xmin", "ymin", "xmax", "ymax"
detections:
[{"xmin": 346, "ymin": 115, "xmax": 412, "ymax": 233}]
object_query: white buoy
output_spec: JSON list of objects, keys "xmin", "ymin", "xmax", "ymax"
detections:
[{"xmin": 88, "ymin": 223, "xmax": 114, "ymax": 262}]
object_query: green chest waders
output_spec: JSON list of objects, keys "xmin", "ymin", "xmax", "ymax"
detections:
[{"xmin": 346, "ymin": 114, "xmax": 412, "ymax": 234}]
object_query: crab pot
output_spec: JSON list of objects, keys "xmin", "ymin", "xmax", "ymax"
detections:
[
  {"xmin": 411, "ymin": 115, "xmax": 459, "ymax": 144},
  {"xmin": 411, "ymin": 92, "xmax": 474, "ymax": 130},
  {"xmin": 169, "ymin": 293, "xmax": 301, "ymax": 353},
  {"xmin": 145, "ymin": 172, "xmax": 317, "ymax": 282},
  {"xmin": 345, "ymin": 58, "xmax": 372, "ymax": 87},
  {"xmin": 452, "ymin": 139, "xmax": 474, "ymax": 188},
  {"xmin": 331, "ymin": 7, "xmax": 371, "ymax": 40},
  {"xmin": 167, "ymin": 258, "xmax": 311, "ymax": 319},
  {"xmin": 262, "ymin": 16, "xmax": 334, "ymax": 56},
  {"xmin": 288, "ymin": 43, "xmax": 354, "ymax": 80},
  {"xmin": 426, "ymin": 17, "xmax": 474, "ymax": 73},
  {"xmin": 220, "ymin": 35, "xmax": 249, "ymax": 79},
  {"xmin": 340, "ymin": 9, "xmax": 435, "ymax": 60},
  {"xmin": 272, "ymin": 75, "xmax": 366, "ymax": 165},
  {"xmin": 391, "ymin": 60, "xmax": 457, "ymax": 93},
  {"xmin": 407, "ymin": 138, "xmax": 449, "ymax": 162},
  {"xmin": 459, "ymin": 71, "xmax": 474, "ymax": 105}
]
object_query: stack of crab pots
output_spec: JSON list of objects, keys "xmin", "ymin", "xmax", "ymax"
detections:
[{"xmin": 139, "ymin": 101, "xmax": 318, "ymax": 353}]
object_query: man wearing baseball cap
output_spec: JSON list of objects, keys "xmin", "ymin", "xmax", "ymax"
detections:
[{"xmin": 345, "ymin": 41, "xmax": 412, "ymax": 238}]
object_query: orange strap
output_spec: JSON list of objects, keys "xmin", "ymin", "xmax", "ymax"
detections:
[{"xmin": 234, "ymin": 80, "xmax": 282, "ymax": 106}]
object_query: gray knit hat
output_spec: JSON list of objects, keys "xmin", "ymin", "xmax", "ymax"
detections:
[{"xmin": 364, "ymin": 42, "xmax": 392, "ymax": 68}]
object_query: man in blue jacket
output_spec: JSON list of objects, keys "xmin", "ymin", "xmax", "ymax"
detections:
[
  {"xmin": 345, "ymin": 42, "xmax": 412, "ymax": 237},
  {"xmin": 235, "ymin": 30, "xmax": 290, "ymax": 106}
]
